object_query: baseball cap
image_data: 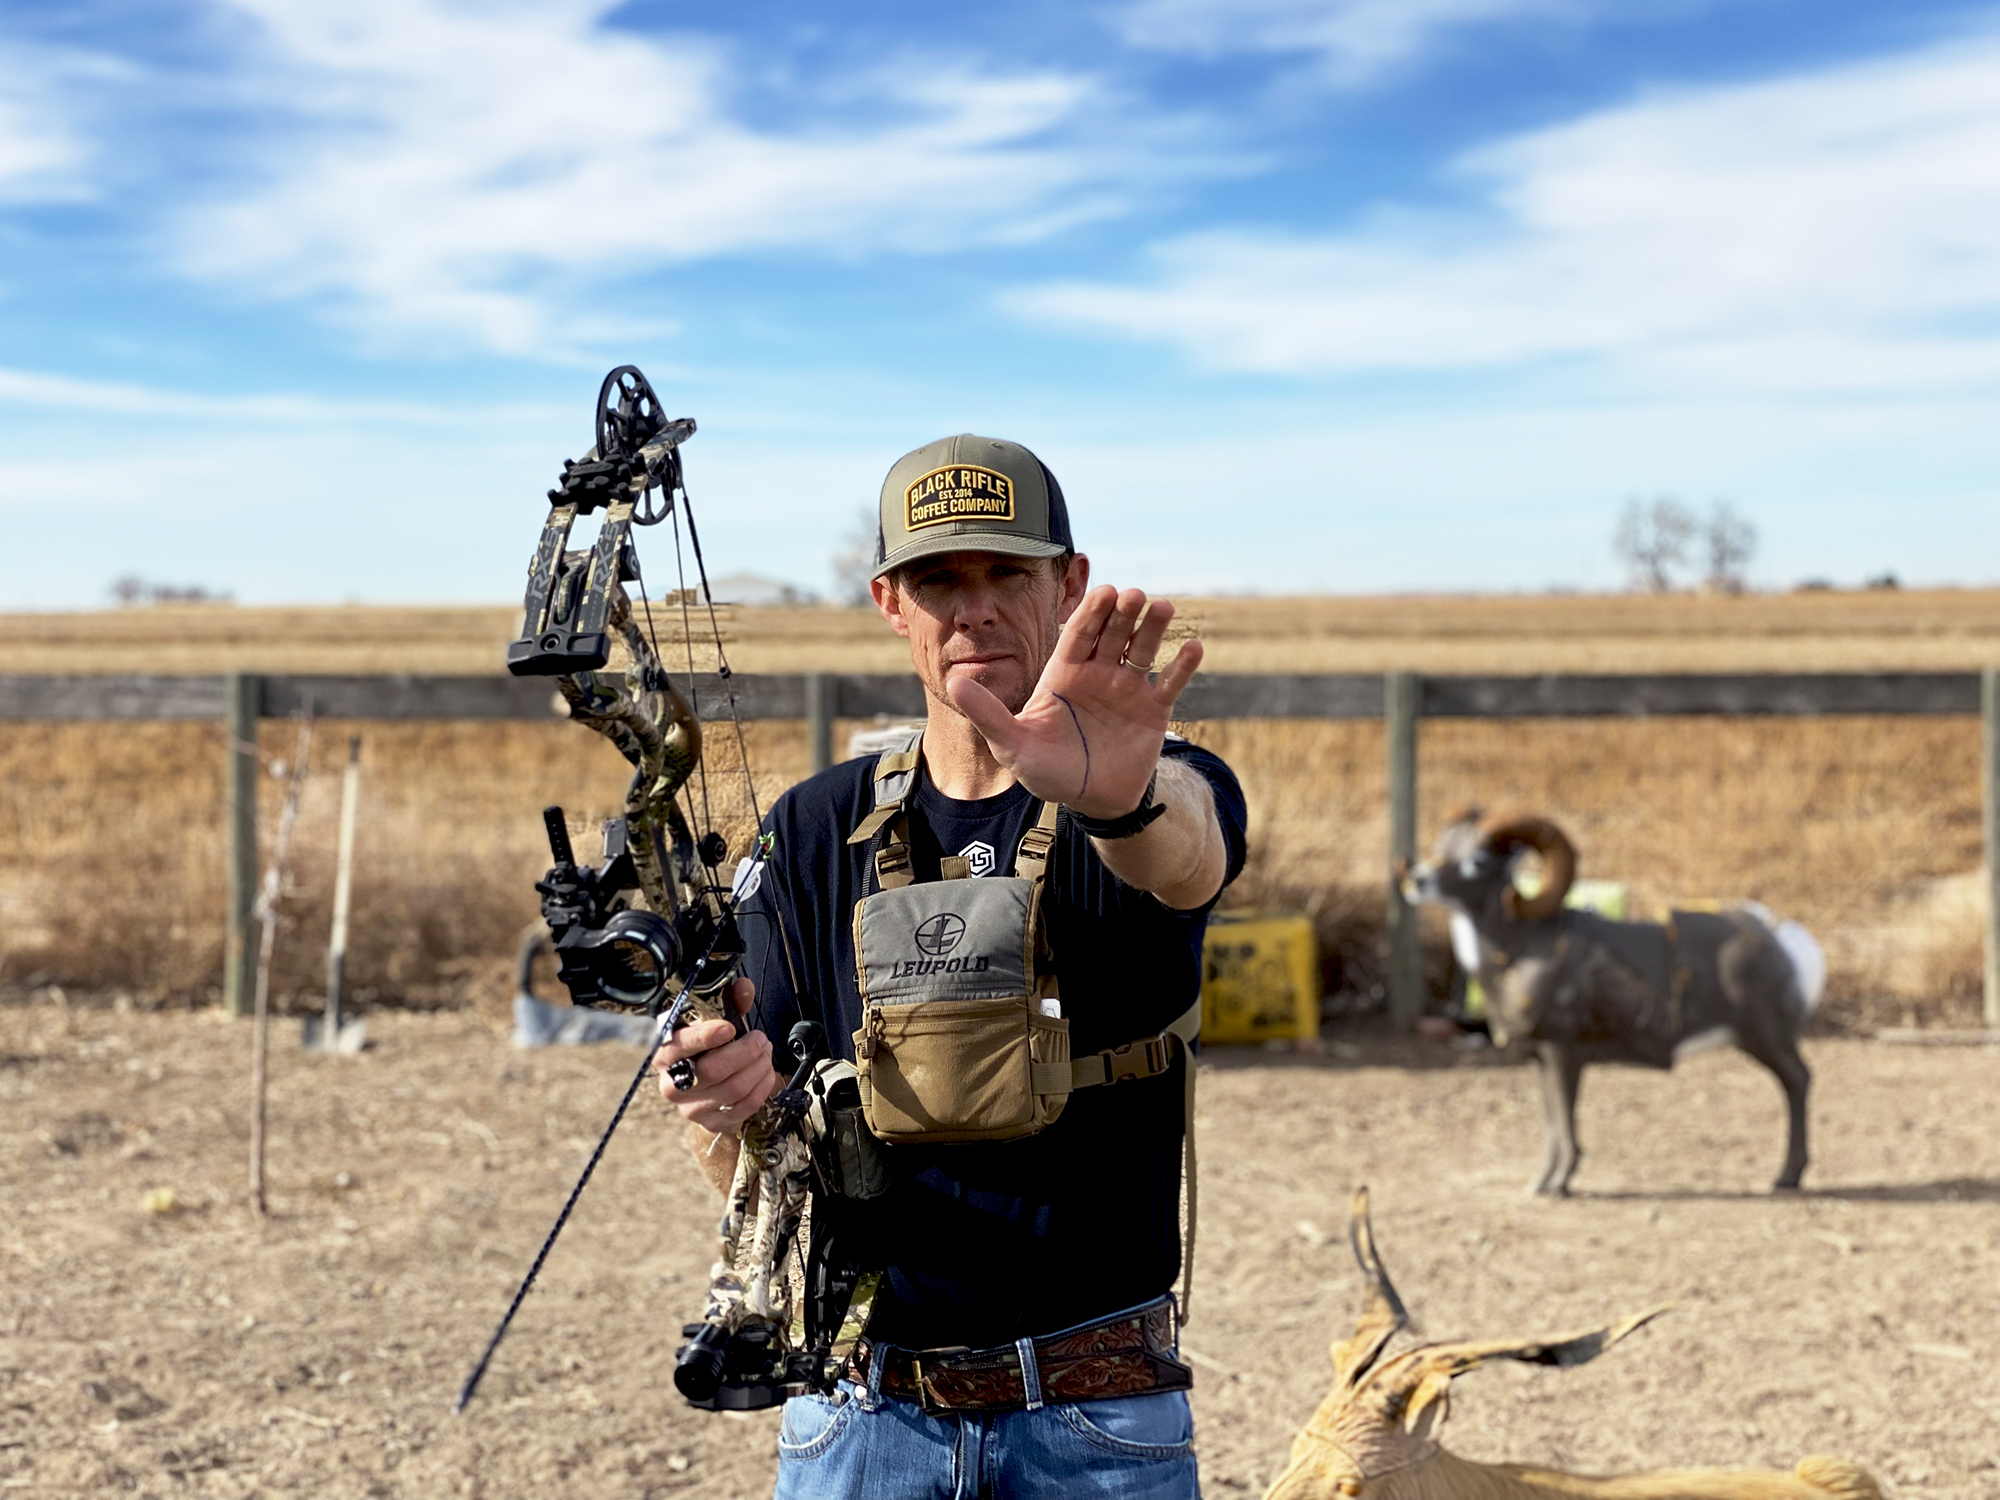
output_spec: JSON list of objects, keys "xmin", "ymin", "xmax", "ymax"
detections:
[{"xmin": 873, "ymin": 434, "xmax": 1073, "ymax": 580}]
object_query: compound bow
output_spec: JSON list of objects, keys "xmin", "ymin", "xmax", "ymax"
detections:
[{"xmin": 453, "ymin": 366, "xmax": 855, "ymax": 1416}]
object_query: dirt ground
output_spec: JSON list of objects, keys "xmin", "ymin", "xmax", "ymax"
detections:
[{"xmin": 2, "ymin": 999, "xmax": 1994, "ymax": 1499}]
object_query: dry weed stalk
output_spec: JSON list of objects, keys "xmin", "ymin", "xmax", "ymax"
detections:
[{"xmin": 249, "ymin": 708, "xmax": 314, "ymax": 1217}]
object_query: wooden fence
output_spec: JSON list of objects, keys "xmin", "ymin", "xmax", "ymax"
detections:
[{"xmin": 6, "ymin": 670, "xmax": 1998, "ymax": 1028}]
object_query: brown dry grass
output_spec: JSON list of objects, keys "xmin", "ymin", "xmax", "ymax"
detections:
[
  {"xmin": 1190, "ymin": 716, "xmax": 1985, "ymax": 1023},
  {"xmin": 10, "ymin": 585, "xmax": 2000, "ymax": 674},
  {"xmin": 3, "ymin": 593, "xmax": 1996, "ymax": 1025},
  {"xmin": 0, "ymin": 718, "xmax": 803, "ymax": 1005}
]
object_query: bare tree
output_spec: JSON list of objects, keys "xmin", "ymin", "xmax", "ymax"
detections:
[
  {"xmin": 828, "ymin": 507, "xmax": 879, "ymax": 607},
  {"xmin": 1703, "ymin": 502, "xmax": 1756, "ymax": 593},
  {"xmin": 1612, "ymin": 497, "xmax": 1697, "ymax": 592}
]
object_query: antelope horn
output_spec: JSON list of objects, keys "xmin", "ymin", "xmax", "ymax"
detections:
[
  {"xmin": 1481, "ymin": 814, "xmax": 1577, "ymax": 921},
  {"xmin": 1331, "ymin": 1187, "xmax": 1412, "ymax": 1388},
  {"xmin": 1363, "ymin": 1304, "xmax": 1672, "ymax": 1435}
]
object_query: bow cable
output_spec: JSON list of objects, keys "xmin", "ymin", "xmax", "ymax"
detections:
[{"xmin": 642, "ymin": 463, "xmax": 807, "ymax": 1013}]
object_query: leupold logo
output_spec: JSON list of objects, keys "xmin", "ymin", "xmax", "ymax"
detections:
[{"xmin": 914, "ymin": 913, "xmax": 967, "ymax": 956}]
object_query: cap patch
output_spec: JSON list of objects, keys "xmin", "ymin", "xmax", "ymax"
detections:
[{"xmin": 905, "ymin": 464, "xmax": 1015, "ymax": 532}]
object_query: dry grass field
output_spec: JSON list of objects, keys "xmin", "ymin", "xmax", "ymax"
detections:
[
  {"xmin": 1, "ymin": 999, "xmax": 1993, "ymax": 1499},
  {"xmin": 9, "ymin": 586, "xmax": 2000, "ymax": 675},
  {"xmin": 3, "ymin": 590, "xmax": 1995, "ymax": 1024}
]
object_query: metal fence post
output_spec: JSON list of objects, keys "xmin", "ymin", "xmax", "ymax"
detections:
[
  {"xmin": 805, "ymin": 672, "xmax": 834, "ymax": 774},
  {"xmin": 224, "ymin": 672, "xmax": 262, "ymax": 1017},
  {"xmin": 1385, "ymin": 671, "xmax": 1422, "ymax": 1027},
  {"xmin": 1985, "ymin": 669, "xmax": 2000, "ymax": 1029}
]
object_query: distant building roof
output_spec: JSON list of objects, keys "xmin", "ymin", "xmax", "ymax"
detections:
[{"xmin": 703, "ymin": 572, "xmax": 818, "ymax": 607}]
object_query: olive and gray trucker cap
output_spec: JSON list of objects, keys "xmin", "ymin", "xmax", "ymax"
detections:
[{"xmin": 873, "ymin": 434, "xmax": 1073, "ymax": 580}]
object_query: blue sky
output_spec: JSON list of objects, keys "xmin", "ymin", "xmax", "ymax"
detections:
[{"xmin": 2, "ymin": 0, "xmax": 1997, "ymax": 606}]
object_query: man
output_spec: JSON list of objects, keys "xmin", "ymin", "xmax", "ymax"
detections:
[{"xmin": 658, "ymin": 433, "xmax": 1246, "ymax": 1498}]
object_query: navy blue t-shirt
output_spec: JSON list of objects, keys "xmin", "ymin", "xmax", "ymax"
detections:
[{"xmin": 733, "ymin": 737, "xmax": 1247, "ymax": 1351}]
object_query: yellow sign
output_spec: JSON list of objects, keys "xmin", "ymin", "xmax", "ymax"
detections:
[{"xmin": 1201, "ymin": 912, "xmax": 1320, "ymax": 1044}]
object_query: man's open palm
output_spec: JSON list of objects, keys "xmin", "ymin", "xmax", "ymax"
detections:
[{"xmin": 945, "ymin": 585, "xmax": 1203, "ymax": 819}]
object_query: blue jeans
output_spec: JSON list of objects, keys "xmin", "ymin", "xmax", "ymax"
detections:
[{"xmin": 773, "ymin": 1373, "xmax": 1199, "ymax": 1499}]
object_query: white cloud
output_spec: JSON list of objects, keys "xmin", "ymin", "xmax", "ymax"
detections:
[
  {"xmin": 1012, "ymin": 28, "xmax": 2000, "ymax": 397},
  {"xmin": 175, "ymin": 0, "xmax": 1194, "ymax": 353},
  {"xmin": 0, "ymin": 364, "xmax": 529, "ymax": 424},
  {"xmin": 0, "ymin": 44, "xmax": 105, "ymax": 200},
  {"xmin": 1110, "ymin": 0, "xmax": 1591, "ymax": 82}
]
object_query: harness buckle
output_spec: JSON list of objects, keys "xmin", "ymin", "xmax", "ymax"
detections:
[{"xmin": 1104, "ymin": 1032, "xmax": 1175, "ymax": 1083}]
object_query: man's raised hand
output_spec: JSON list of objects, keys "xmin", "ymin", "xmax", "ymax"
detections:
[{"xmin": 945, "ymin": 584, "xmax": 1203, "ymax": 820}]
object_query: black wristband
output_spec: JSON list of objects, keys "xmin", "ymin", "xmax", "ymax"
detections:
[{"xmin": 1069, "ymin": 769, "xmax": 1167, "ymax": 840}]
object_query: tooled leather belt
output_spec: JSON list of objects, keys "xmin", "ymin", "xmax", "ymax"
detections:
[{"xmin": 850, "ymin": 1297, "xmax": 1192, "ymax": 1416}]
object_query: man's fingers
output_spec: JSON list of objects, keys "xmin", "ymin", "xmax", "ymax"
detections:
[
  {"xmin": 729, "ymin": 976, "xmax": 756, "ymax": 1016},
  {"xmin": 658, "ymin": 1015, "xmax": 741, "ymax": 1066},
  {"xmin": 688, "ymin": 1067, "xmax": 778, "ymax": 1133},
  {"xmin": 677, "ymin": 1053, "xmax": 782, "ymax": 1132},
  {"xmin": 710, "ymin": 1057, "xmax": 780, "ymax": 1110},
  {"xmin": 944, "ymin": 673, "xmax": 1021, "ymax": 759},
  {"xmin": 1094, "ymin": 587, "xmax": 1147, "ymax": 665},
  {"xmin": 656, "ymin": 1018, "xmax": 766, "ymax": 1096},
  {"xmin": 1151, "ymin": 637, "xmax": 1205, "ymax": 708},
  {"xmin": 1052, "ymin": 585, "xmax": 1118, "ymax": 665},
  {"xmin": 1125, "ymin": 598, "xmax": 1175, "ymax": 670},
  {"xmin": 690, "ymin": 1030, "xmax": 770, "ymax": 1088}
]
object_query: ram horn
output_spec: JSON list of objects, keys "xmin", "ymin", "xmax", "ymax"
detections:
[{"xmin": 1481, "ymin": 815, "xmax": 1577, "ymax": 921}]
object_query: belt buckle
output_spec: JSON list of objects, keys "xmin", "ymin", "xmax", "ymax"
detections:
[
  {"xmin": 911, "ymin": 1347, "xmax": 974, "ymax": 1414},
  {"xmin": 1106, "ymin": 1032, "xmax": 1171, "ymax": 1083}
]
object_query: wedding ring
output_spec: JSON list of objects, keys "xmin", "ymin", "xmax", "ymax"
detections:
[{"xmin": 1123, "ymin": 659, "xmax": 1153, "ymax": 674}]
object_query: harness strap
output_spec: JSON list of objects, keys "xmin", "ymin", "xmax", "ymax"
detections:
[
  {"xmin": 847, "ymin": 802, "xmax": 899, "ymax": 846},
  {"xmin": 1029, "ymin": 998, "xmax": 1201, "ymax": 1094},
  {"xmin": 847, "ymin": 729, "xmax": 925, "ymax": 887},
  {"xmin": 1013, "ymin": 799, "xmax": 1059, "ymax": 882},
  {"xmin": 873, "ymin": 813, "xmax": 915, "ymax": 889},
  {"xmin": 846, "ymin": 731, "xmax": 924, "ymax": 848}
]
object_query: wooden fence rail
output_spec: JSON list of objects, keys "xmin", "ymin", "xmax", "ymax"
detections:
[
  {"xmin": 1, "ymin": 670, "xmax": 1989, "ymax": 723},
  {"xmin": 4, "ymin": 670, "xmax": 1996, "ymax": 1028}
]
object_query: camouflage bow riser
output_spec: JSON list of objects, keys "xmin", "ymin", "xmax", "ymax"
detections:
[
  {"xmin": 554, "ymin": 589, "xmax": 707, "ymax": 952},
  {"xmin": 556, "ymin": 576, "xmax": 818, "ymax": 1364},
  {"xmin": 703, "ymin": 1105, "xmax": 815, "ymax": 1343}
]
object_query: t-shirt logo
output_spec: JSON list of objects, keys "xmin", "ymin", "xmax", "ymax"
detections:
[
  {"xmin": 958, "ymin": 840, "xmax": 996, "ymax": 878},
  {"xmin": 914, "ymin": 912, "xmax": 967, "ymax": 956}
]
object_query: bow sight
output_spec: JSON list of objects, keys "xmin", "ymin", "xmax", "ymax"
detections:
[
  {"xmin": 531, "ymin": 802, "xmax": 740, "ymax": 1027},
  {"xmin": 457, "ymin": 366, "xmax": 867, "ymax": 1421}
]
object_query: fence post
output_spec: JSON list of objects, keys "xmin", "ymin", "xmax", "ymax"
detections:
[
  {"xmin": 1385, "ymin": 671, "xmax": 1422, "ymax": 1027},
  {"xmin": 805, "ymin": 672, "xmax": 834, "ymax": 774},
  {"xmin": 1985, "ymin": 670, "xmax": 2000, "ymax": 1029},
  {"xmin": 224, "ymin": 672, "xmax": 262, "ymax": 1017}
]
